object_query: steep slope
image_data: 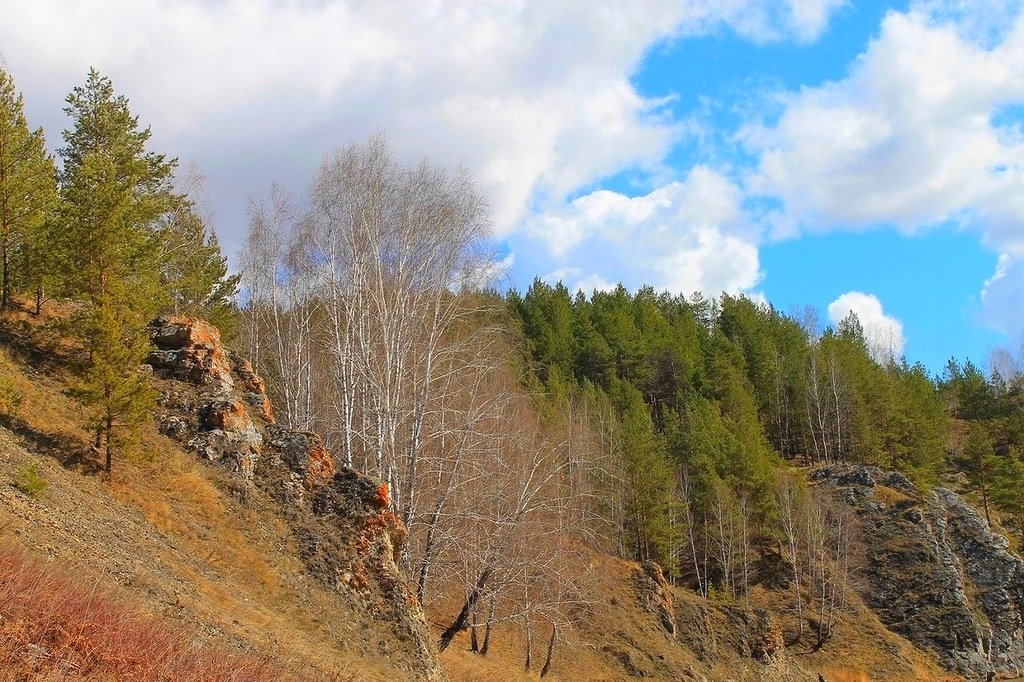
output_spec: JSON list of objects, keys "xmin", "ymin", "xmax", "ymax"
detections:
[
  {"xmin": 0, "ymin": 310, "xmax": 442, "ymax": 680},
  {"xmin": 815, "ymin": 465, "xmax": 1024, "ymax": 681},
  {"xmin": 0, "ymin": 308, "xmax": 1009, "ymax": 682},
  {"xmin": 433, "ymin": 547, "xmax": 952, "ymax": 682}
]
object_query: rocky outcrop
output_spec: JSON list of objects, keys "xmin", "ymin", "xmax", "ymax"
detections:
[
  {"xmin": 147, "ymin": 317, "xmax": 237, "ymax": 392},
  {"xmin": 636, "ymin": 561, "xmax": 677, "ymax": 637},
  {"xmin": 265, "ymin": 425, "xmax": 338, "ymax": 501},
  {"xmin": 147, "ymin": 317, "xmax": 267, "ymax": 480},
  {"xmin": 815, "ymin": 465, "xmax": 1024, "ymax": 681},
  {"xmin": 144, "ymin": 316, "xmax": 444, "ymax": 681}
]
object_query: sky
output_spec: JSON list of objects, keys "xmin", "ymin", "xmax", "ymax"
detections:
[{"xmin": 1, "ymin": 0, "xmax": 1022, "ymax": 374}]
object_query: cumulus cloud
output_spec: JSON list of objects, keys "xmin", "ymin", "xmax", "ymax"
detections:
[
  {"xmin": 0, "ymin": 0, "xmax": 848, "ymax": 264},
  {"xmin": 518, "ymin": 166, "xmax": 761, "ymax": 297},
  {"xmin": 742, "ymin": 5, "xmax": 1024, "ymax": 334},
  {"xmin": 692, "ymin": 0, "xmax": 850, "ymax": 43},
  {"xmin": 743, "ymin": 10, "xmax": 1024, "ymax": 241},
  {"xmin": 827, "ymin": 291, "xmax": 906, "ymax": 363}
]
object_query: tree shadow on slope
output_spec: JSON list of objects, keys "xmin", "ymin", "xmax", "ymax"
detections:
[
  {"xmin": 0, "ymin": 309, "xmax": 84, "ymax": 377},
  {"xmin": 0, "ymin": 413, "xmax": 101, "ymax": 475}
]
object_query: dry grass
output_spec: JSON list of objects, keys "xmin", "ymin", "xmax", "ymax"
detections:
[
  {"xmin": 0, "ymin": 546, "xmax": 287, "ymax": 681},
  {"xmin": 112, "ymin": 443, "xmax": 284, "ymax": 597},
  {"xmin": 0, "ymin": 306, "xmax": 398, "ymax": 681},
  {"xmin": 874, "ymin": 484, "xmax": 913, "ymax": 507}
]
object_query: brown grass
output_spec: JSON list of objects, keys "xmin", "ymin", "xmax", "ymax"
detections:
[
  {"xmin": 0, "ymin": 546, "xmax": 287, "ymax": 681},
  {"xmin": 111, "ymin": 444, "xmax": 284, "ymax": 597}
]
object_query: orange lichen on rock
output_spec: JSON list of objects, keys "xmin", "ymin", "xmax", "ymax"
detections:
[
  {"xmin": 201, "ymin": 399, "xmax": 250, "ymax": 432},
  {"xmin": 373, "ymin": 483, "xmax": 390, "ymax": 509},
  {"xmin": 151, "ymin": 316, "xmax": 222, "ymax": 350},
  {"xmin": 231, "ymin": 356, "xmax": 267, "ymax": 394},
  {"xmin": 304, "ymin": 442, "xmax": 336, "ymax": 489}
]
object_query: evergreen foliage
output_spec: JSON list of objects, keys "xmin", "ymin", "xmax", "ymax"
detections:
[
  {"xmin": 59, "ymin": 68, "xmax": 176, "ymax": 472},
  {"xmin": 508, "ymin": 279, "xmax": 963, "ymax": 581},
  {"xmin": 0, "ymin": 68, "xmax": 57, "ymax": 312},
  {"xmin": 155, "ymin": 197, "xmax": 240, "ymax": 338},
  {"xmin": 943, "ymin": 359, "xmax": 1024, "ymax": 535}
]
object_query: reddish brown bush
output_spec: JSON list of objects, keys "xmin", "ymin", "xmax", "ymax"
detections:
[{"xmin": 0, "ymin": 547, "xmax": 285, "ymax": 681}]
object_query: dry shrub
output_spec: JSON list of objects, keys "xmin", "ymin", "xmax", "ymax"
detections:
[{"xmin": 0, "ymin": 546, "xmax": 285, "ymax": 681}]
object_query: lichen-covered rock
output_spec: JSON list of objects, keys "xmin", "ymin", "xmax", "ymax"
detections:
[
  {"xmin": 228, "ymin": 352, "xmax": 275, "ymax": 423},
  {"xmin": 199, "ymin": 398, "xmax": 252, "ymax": 433},
  {"xmin": 146, "ymin": 317, "xmax": 275, "ymax": 482},
  {"xmin": 151, "ymin": 316, "xmax": 221, "ymax": 350},
  {"xmin": 933, "ymin": 488, "xmax": 1024, "ymax": 677},
  {"xmin": 285, "ymin": 469, "xmax": 439, "ymax": 680},
  {"xmin": 190, "ymin": 426, "xmax": 262, "ymax": 479},
  {"xmin": 147, "ymin": 346, "xmax": 234, "ymax": 392},
  {"xmin": 147, "ymin": 317, "xmax": 235, "ymax": 391},
  {"xmin": 266, "ymin": 426, "xmax": 337, "ymax": 491},
  {"xmin": 817, "ymin": 464, "xmax": 1024, "ymax": 681},
  {"xmin": 144, "ymin": 316, "xmax": 445, "ymax": 681}
]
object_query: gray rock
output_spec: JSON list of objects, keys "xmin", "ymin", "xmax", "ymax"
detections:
[{"xmin": 818, "ymin": 465, "xmax": 1024, "ymax": 681}]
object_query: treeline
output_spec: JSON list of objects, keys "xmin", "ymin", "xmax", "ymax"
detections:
[
  {"xmin": 506, "ymin": 281, "xmax": 961, "ymax": 641},
  {"xmin": 0, "ymin": 67, "xmax": 236, "ymax": 469}
]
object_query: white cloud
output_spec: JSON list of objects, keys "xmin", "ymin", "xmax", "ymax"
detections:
[
  {"xmin": 573, "ymin": 273, "xmax": 619, "ymax": 295},
  {"xmin": 0, "ymin": 0, "xmax": 848, "ymax": 264},
  {"xmin": 827, "ymin": 291, "xmax": 906, "ymax": 363},
  {"xmin": 980, "ymin": 252, "xmax": 1024, "ymax": 335},
  {"xmin": 678, "ymin": 0, "xmax": 848, "ymax": 43},
  {"xmin": 743, "ymin": 10, "xmax": 1024, "ymax": 242},
  {"xmin": 742, "ymin": 6, "xmax": 1024, "ymax": 334},
  {"xmin": 520, "ymin": 166, "xmax": 761, "ymax": 297},
  {"xmin": 539, "ymin": 267, "xmax": 615, "ymax": 295}
]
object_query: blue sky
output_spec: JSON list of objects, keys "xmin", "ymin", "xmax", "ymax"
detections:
[
  {"xmin": 626, "ymin": 0, "xmax": 1009, "ymax": 371},
  {"xmin": 1, "ymin": 0, "xmax": 1022, "ymax": 374},
  {"xmin": 504, "ymin": 0, "xmax": 1024, "ymax": 373}
]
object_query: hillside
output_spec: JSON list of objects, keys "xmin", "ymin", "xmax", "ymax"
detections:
[
  {"xmin": 0, "ymin": 306, "xmax": 436, "ymax": 681},
  {"xmin": 1, "ymin": 303, "xmax": 1013, "ymax": 681}
]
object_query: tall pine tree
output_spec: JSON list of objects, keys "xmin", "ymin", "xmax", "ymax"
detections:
[
  {"xmin": 0, "ymin": 68, "xmax": 57, "ymax": 311},
  {"xmin": 60, "ymin": 68, "xmax": 176, "ymax": 472}
]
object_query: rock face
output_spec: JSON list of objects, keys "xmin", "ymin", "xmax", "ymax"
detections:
[
  {"xmin": 814, "ymin": 465, "xmax": 1024, "ymax": 681},
  {"xmin": 145, "ymin": 316, "xmax": 444, "ymax": 681},
  {"xmin": 636, "ymin": 561, "xmax": 677, "ymax": 637}
]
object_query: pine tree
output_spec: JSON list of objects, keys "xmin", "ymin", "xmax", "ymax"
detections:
[
  {"xmin": 155, "ymin": 197, "xmax": 240, "ymax": 337},
  {"xmin": 60, "ymin": 68, "xmax": 176, "ymax": 472},
  {"xmin": 991, "ymin": 453, "xmax": 1024, "ymax": 536},
  {"xmin": 962, "ymin": 421, "xmax": 999, "ymax": 525},
  {"xmin": 612, "ymin": 380, "xmax": 677, "ymax": 568},
  {"xmin": 0, "ymin": 68, "xmax": 57, "ymax": 311}
]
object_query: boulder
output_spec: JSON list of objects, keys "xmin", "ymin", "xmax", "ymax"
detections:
[
  {"xmin": 150, "ymin": 316, "xmax": 221, "ymax": 350},
  {"xmin": 190, "ymin": 426, "xmax": 262, "ymax": 480}
]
